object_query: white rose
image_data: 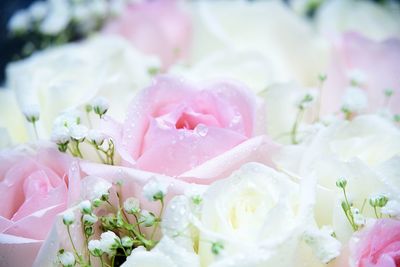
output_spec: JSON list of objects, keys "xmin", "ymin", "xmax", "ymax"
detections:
[
  {"xmin": 6, "ymin": 35, "xmax": 160, "ymax": 140},
  {"xmin": 194, "ymin": 163, "xmax": 329, "ymax": 267},
  {"xmin": 316, "ymin": 0, "xmax": 400, "ymax": 41},
  {"xmin": 187, "ymin": 0, "xmax": 329, "ymax": 87},
  {"xmin": 121, "ymin": 238, "xmax": 199, "ymax": 267},
  {"xmin": 275, "ymin": 115, "xmax": 400, "ymax": 242},
  {"xmin": 0, "ymin": 88, "xmax": 28, "ymax": 145}
]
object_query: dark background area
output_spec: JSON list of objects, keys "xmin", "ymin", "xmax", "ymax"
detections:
[{"xmin": 0, "ymin": 0, "xmax": 32, "ymax": 84}]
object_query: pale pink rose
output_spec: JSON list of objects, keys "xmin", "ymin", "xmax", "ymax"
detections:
[
  {"xmin": 103, "ymin": 0, "xmax": 192, "ymax": 68},
  {"xmin": 108, "ymin": 75, "xmax": 277, "ymax": 180},
  {"xmin": 0, "ymin": 148, "xmax": 80, "ymax": 267},
  {"xmin": 347, "ymin": 219, "xmax": 400, "ymax": 267},
  {"xmin": 321, "ymin": 32, "xmax": 400, "ymax": 115}
]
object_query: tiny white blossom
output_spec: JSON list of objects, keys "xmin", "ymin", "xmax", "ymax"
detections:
[
  {"xmin": 88, "ymin": 129, "xmax": 106, "ymax": 146},
  {"xmin": 351, "ymin": 207, "xmax": 366, "ymax": 227},
  {"xmin": 91, "ymin": 96, "xmax": 109, "ymax": 117},
  {"xmin": 51, "ymin": 126, "xmax": 70, "ymax": 145},
  {"xmin": 100, "ymin": 231, "xmax": 120, "ymax": 255},
  {"xmin": 143, "ymin": 179, "xmax": 169, "ymax": 201},
  {"xmin": 79, "ymin": 200, "xmax": 92, "ymax": 214},
  {"xmin": 29, "ymin": 1, "xmax": 48, "ymax": 21},
  {"xmin": 347, "ymin": 68, "xmax": 367, "ymax": 86},
  {"xmin": 58, "ymin": 251, "xmax": 75, "ymax": 267},
  {"xmin": 88, "ymin": 240, "xmax": 103, "ymax": 256},
  {"xmin": 123, "ymin": 197, "xmax": 140, "ymax": 214},
  {"xmin": 140, "ymin": 210, "xmax": 156, "ymax": 227},
  {"xmin": 69, "ymin": 124, "xmax": 88, "ymax": 142},
  {"xmin": 22, "ymin": 104, "xmax": 40, "ymax": 123},
  {"xmin": 121, "ymin": 236, "xmax": 134, "ymax": 247},
  {"xmin": 53, "ymin": 111, "xmax": 81, "ymax": 129},
  {"xmin": 8, "ymin": 10, "xmax": 31, "ymax": 32},
  {"xmin": 62, "ymin": 209, "xmax": 75, "ymax": 225},
  {"xmin": 342, "ymin": 86, "xmax": 368, "ymax": 113},
  {"xmin": 83, "ymin": 214, "xmax": 98, "ymax": 225},
  {"xmin": 40, "ymin": 0, "xmax": 71, "ymax": 35}
]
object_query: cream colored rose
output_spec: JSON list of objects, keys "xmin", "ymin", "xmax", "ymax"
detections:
[
  {"xmin": 186, "ymin": 0, "xmax": 329, "ymax": 88},
  {"xmin": 316, "ymin": 0, "xmax": 400, "ymax": 41},
  {"xmin": 194, "ymin": 163, "xmax": 339, "ymax": 267},
  {"xmin": 0, "ymin": 88, "xmax": 28, "ymax": 145},
  {"xmin": 275, "ymin": 115, "xmax": 400, "ymax": 242},
  {"xmin": 5, "ymin": 35, "xmax": 160, "ymax": 140}
]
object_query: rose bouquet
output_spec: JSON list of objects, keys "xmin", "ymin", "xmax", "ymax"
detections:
[{"xmin": 1, "ymin": 0, "xmax": 400, "ymax": 267}]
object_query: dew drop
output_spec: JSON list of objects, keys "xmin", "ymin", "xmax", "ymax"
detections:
[{"xmin": 195, "ymin": 124, "xmax": 208, "ymax": 137}]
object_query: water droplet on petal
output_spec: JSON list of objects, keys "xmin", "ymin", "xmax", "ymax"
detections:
[{"xmin": 195, "ymin": 124, "xmax": 208, "ymax": 137}]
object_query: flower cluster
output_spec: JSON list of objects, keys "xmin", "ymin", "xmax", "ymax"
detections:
[{"xmin": 1, "ymin": 1, "xmax": 400, "ymax": 267}]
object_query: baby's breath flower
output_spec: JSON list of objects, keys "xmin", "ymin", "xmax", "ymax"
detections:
[
  {"xmin": 58, "ymin": 250, "xmax": 75, "ymax": 267},
  {"xmin": 123, "ymin": 197, "xmax": 140, "ymax": 214},
  {"xmin": 62, "ymin": 210, "xmax": 75, "ymax": 226},
  {"xmin": 140, "ymin": 210, "xmax": 156, "ymax": 227},
  {"xmin": 83, "ymin": 214, "xmax": 98, "ymax": 225},
  {"xmin": 79, "ymin": 200, "xmax": 92, "ymax": 214},
  {"xmin": 92, "ymin": 96, "xmax": 109, "ymax": 117},
  {"xmin": 100, "ymin": 231, "xmax": 120, "ymax": 255},
  {"xmin": 143, "ymin": 179, "xmax": 168, "ymax": 201},
  {"xmin": 88, "ymin": 240, "xmax": 103, "ymax": 257}
]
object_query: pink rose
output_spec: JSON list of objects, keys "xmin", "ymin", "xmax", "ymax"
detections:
[
  {"xmin": 111, "ymin": 75, "xmax": 277, "ymax": 180},
  {"xmin": 103, "ymin": 0, "xmax": 192, "ymax": 68},
  {"xmin": 0, "ymin": 148, "xmax": 80, "ymax": 267},
  {"xmin": 321, "ymin": 32, "xmax": 400, "ymax": 115},
  {"xmin": 349, "ymin": 219, "xmax": 400, "ymax": 267}
]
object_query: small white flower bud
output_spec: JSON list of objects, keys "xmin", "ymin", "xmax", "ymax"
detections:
[
  {"xmin": 51, "ymin": 126, "xmax": 70, "ymax": 145},
  {"xmin": 341, "ymin": 86, "xmax": 368, "ymax": 113},
  {"xmin": 123, "ymin": 197, "xmax": 140, "ymax": 214},
  {"xmin": 143, "ymin": 179, "xmax": 169, "ymax": 202},
  {"xmin": 91, "ymin": 97, "xmax": 109, "ymax": 117},
  {"xmin": 369, "ymin": 194, "xmax": 389, "ymax": 208},
  {"xmin": 8, "ymin": 10, "xmax": 31, "ymax": 32},
  {"xmin": 351, "ymin": 207, "xmax": 365, "ymax": 226},
  {"xmin": 88, "ymin": 240, "xmax": 103, "ymax": 257},
  {"xmin": 54, "ymin": 111, "xmax": 81, "ymax": 129},
  {"xmin": 79, "ymin": 200, "xmax": 92, "ymax": 214},
  {"xmin": 62, "ymin": 210, "xmax": 75, "ymax": 226},
  {"xmin": 140, "ymin": 210, "xmax": 156, "ymax": 227},
  {"xmin": 58, "ymin": 251, "xmax": 75, "ymax": 267},
  {"xmin": 100, "ymin": 231, "xmax": 120, "ymax": 255},
  {"xmin": 347, "ymin": 69, "xmax": 367, "ymax": 86},
  {"xmin": 88, "ymin": 129, "xmax": 106, "ymax": 146},
  {"xmin": 69, "ymin": 124, "xmax": 88, "ymax": 142},
  {"xmin": 22, "ymin": 104, "xmax": 40, "ymax": 123},
  {"xmin": 83, "ymin": 214, "xmax": 98, "ymax": 225},
  {"xmin": 121, "ymin": 236, "xmax": 134, "ymax": 247},
  {"xmin": 29, "ymin": 1, "xmax": 48, "ymax": 21},
  {"xmin": 335, "ymin": 178, "xmax": 347, "ymax": 189}
]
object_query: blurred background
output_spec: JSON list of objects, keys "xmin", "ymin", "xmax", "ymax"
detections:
[{"xmin": 0, "ymin": 0, "xmax": 399, "ymax": 83}]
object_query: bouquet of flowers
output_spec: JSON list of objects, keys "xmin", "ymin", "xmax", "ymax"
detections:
[{"xmin": 1, "ymin": 0, "xmax": 400, "ymax": 267}]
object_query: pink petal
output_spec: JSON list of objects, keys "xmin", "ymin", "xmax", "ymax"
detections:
[
  {"xmin": 0, "ymin": 234, "xmax": 42, "ymax": 267},
  {"xmin": 322, "ymin": 32, "xmax": 400, "ymax": 115},
  {"xmin": 103, "ymin": 0, "xmax": 192, "ymax": 67},
  {"xmin": 137, "ymin": 123, "xmax": 247, "ymax": 176}
]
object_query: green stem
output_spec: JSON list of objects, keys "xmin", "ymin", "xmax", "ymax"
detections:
[
  {"xmin": 291, "ymin": 108, "xmax": 304, "ymax": 144},
  {"xmin": 67, "ymin": 225, "xmax": 80, "ymax": 260},
  {"xmin": 150, "ymin": 199, "xmax": 164, "ymax": 241},
  {"xmin": 32, "ymin": 121, "xmax": 39, "ymax": 140},
  {"xmin": 100, "ymin": 256, "xmax": 105, "ymax": 267},
  {"xmin": 373, "ymin": 206, "xmax": 379, "ymax": 219}
]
